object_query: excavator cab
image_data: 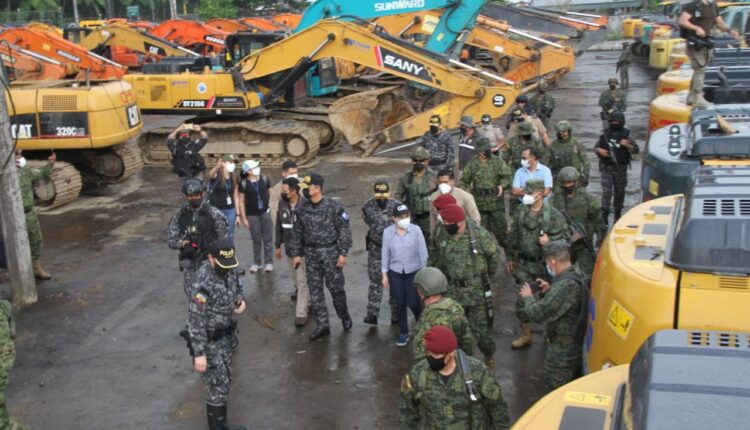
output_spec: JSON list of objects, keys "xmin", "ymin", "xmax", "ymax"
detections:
[
  {"xmin": 306, "ymin": 59, "xmax": 339, "ymax": 97},
  {"xmin": 62, "ymin": 26, "xmax": 92, "ymax": 44},
  {"xmin": 224, "ymin": 32, "xmax": 284, "ymax": 68}
]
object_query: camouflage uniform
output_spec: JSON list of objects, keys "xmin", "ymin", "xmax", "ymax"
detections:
[
  {"xmin": 188, "ymin": 261, "xmax": 244, "ymax": 406},
  {"xmin": 18, "ymin": 163, "xmax": 51, "ymax": 260},
  {"xmin": 507, "ymin": 201, "xmax": 570, "ymax": 324},
  {"xmin": 523, "ymin": 265, "xmax": 587, "ymax": 392},
  {"xmin": 543, "ymin": 135, "xmax": 590, "ymax": 181},
  {"xmin": 431, "ymin": 223, "xmax": 500, "ymax": 357},
  {"xmin": 412, "ymin": 297, "xmax": 474, "ymax": 359},
  {"xmin": 400, "ymin": 354, "xmax": 510, "ymax": 430},
  {"xmin": 395, "ymin": 169, "xmax": 437, "ymax": 246},
  {"xmin": 290, "ymin": 197, "xmax": 353, "ymax": 331},
  {"xmin": 617, "ymin": 46, "xmax": 632, "ymax": 89},
  {"xmin": 361, "ymin": 197, "xmax": 400, "ymax": 321},
  {"xmin": 421, "ymin": 130, "xmax": 455, "ymax": 173},
  {"xmin": 598, "ymin": 86, "xmax": 627, "ymax": 131},
  {"xmin": 595, "ymin": 119, "xmax": 638, "ymax": 222},
  {"xmin": 167, "ymin": 203, "xmax": 229, "ymax": 298},
  {"xmin": 459, "ymin": 148, "xmax": 513, "ymax": 249},
  {"xmin": 550, "ymin": 188, "xmax": 604, "ymax": 275},
  {"xmin": 0, "ymin": 301, "xmax": 29, "ymax": 430},
  {"xmin": 503, "ymin": 134, "xmax": 544, "ymax": 171},
  {"xmin": 529, "ymin": 92, "xmax": 556, "ymax": 129}
]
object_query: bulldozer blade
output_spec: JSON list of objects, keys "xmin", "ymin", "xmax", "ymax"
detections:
[{"xmin": 328, "ymin": 86, "xmax": 414, "ymax": 151}]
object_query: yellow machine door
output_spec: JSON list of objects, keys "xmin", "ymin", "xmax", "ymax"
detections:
[{"xmin": 677, "ymin": 272, "xmax": 750, "ymax": 332}]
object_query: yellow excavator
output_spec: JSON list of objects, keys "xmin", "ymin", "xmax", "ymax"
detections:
[
  {"xmin": 126, "ymin": 19, "xmax": 520, "ymax": 165},
  {"xmin": 373, "ymin": 11, "xmax": 575, "ymax": 84},
  {"xmin": 5, "ymin": 76, "xmax": 143, "ymax": 208}
]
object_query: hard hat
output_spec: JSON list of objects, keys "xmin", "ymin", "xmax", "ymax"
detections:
[
  {"xmin": 414, "ymin": 267, "xmax": 448, "ymax": 297},
  {"xmin": 411, "ymin": 146, "xmax": 431, "ymax": 160}
]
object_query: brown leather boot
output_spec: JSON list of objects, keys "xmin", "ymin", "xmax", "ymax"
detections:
[
  {"xmin": 32, "ymin": 259, "xmax": 51, "ymax": 280},
  {"xmin": 484, "ymin": 354, "xmax": 496, "ymax": 373},
  {"xmin": 511, "ymin": 323, "xmax": 532, "ymax": 350}
]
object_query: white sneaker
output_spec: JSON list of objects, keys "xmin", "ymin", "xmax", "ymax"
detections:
[
  {"xmin": 264, "ymin": 263, "xmax": 274, "ymax": 272},
  {"xmin": 249, "ymin": 264, "xmax": 259, "ymax": 273}
]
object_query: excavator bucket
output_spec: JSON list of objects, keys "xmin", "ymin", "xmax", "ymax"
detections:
[{"xmin": 328, "ymin": 86, "xmax": 414, "ymax": 149}]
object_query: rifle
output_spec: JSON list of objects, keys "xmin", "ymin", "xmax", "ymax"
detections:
[
  {"xmin": 457, "ymin": 349, "xmax": 492, "ymax": 430},
  {"xmin": 467, "ymin": 225, "xmax": 494, "ymax": 326},
  {"xmin": 560, "ymin": 208, "xmax": 595, "ymax": 255}
]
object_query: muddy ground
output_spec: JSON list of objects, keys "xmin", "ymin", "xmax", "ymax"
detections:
[{"xmin": 1, "ymin": 50, "xmax": 654, "ymax": 429}]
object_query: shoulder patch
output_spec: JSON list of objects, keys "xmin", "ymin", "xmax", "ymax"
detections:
[
  {"xmin": 193, "ymin": 292, "xmax": 207, "ymax": 305},
  {"xmin": 340, "ymin": 209, "xmax": 350, "ymax": 221}
]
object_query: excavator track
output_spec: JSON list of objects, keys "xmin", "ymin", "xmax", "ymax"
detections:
[
  {"xmin": 271, "ymin": 108, "xmax": 341, "ymax": 151},
  {"xmin": 28, "ymin": 160, "xmax": 83, "ymax": 211},
  {"xmin": 138, "ymin": 118, "xmax": 321, "ymax": 167},
  {"xmin": 80, "ymin": 142, "xmax": 145, "ymax": 185}
]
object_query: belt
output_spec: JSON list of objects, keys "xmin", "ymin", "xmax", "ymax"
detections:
[
  {"xmin": 547, "ymin": 335, "xmax": 577, "ymax": 345},
  {"xmin": 474, "ymin": 189, "xmax": 496, "ymax": 197},
  {"xmin": 305, "ymin": 241, "xmax": 338, "ymax": 249}
]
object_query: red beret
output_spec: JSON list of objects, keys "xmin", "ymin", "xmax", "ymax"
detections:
[
  {"xmin": 439, "ymin": 204, "xmax": 465, "ymax": 224},
  {"xmin": 433, "ymin": 193, "xmax": 457, "ymax": 211},
  {"xmin": 424, "ymin": 325, "xmax": 458, "ymax": 354}
]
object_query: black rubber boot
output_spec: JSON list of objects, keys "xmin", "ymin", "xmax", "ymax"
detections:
[
  {"xmin": 363, "ymin": 314, "xmax": 377, "ymax": 325},
  {"xmin": 309, "ymin": 325, "xmax": 330, "ymax": 341},
  {"xmin": 614, "ymin": 208, "xmax": 622, "ymax": 222},
  {"xmin": 601, "ymin": 208, "xmax": 610, "ymax": 227},
  {"xmin": 208, "ymin": 404, "xmax": 246, "ymax": 430}
]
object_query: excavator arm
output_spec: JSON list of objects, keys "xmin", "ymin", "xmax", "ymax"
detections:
[
  {"xmin": 296, "ymin": 0, "xmax": 488, "ymax": 58},
  {"xmin": 206, "ymin": 18, "xmax": 256, "ymax": 34},
  {"xmin": 0, "ymin": 43, "xmax": 67, "ymax": 81},
  {"xmin": 237, "ymin": 20, "xmax": 519, "ymax": 154},
  {"xmin": 149, "ymin": 20, "xmax": 229, "ymax": 55},
  {"xmin": 0, "ymin": 27, "xmax": 127, "ymax": 79},
  {"xmin": 70, "ymin": 25, "xmax": 200, "ymax": 60}
]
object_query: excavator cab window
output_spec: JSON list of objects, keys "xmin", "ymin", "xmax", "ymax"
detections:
[
  {"xmin": 63, "ymin": 27, "xmax": 93, "ymax": 44},
  {"xmin": 224, "ymin": 33, "xmax": 284, "ymax": 68}
]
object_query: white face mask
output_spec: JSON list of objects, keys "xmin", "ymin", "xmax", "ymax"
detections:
[
  {"xmin": 16, "ymin": 157, "xmax": 27, "ymax": 168},
  {"xmin": 522, "ymin": 194, "xmax": 535, "ymax": 206},
  {"xmin": 286, "ymin": 173, "xmax": 298, "ymax": 179},
  {"xmin": 396, "ymin": 218, "xmax": 410, "ymax": 230},
  {"xmin": 521, "ymin": 159, "xmax": 530, "ymax": 169},
  {"xmin": 251, "ymin": 167, "xmax": 261, "ymax": 176},
  {"xmin": 438, "ymin": 183, "xmax": 452, "ymax": 195},
  {"xmin": 482, "ymin": 123, "xmax": 491, "ymax": 129},
  {"xmin": 225, "ymin": 162, "xmax": 236, "ymax": 173}
]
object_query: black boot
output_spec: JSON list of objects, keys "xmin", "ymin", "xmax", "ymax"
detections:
[
  {"xmin": 229, "ymin": 328, "xmax": 239, "ymax": 350},
  {"xmin": 208, "ymin": 404, "xmax": 246, "ymax": 430},
  {"xmin": 309, "ymin": 325, "xmax": 330, "ymax": 341},
  {"xmin": 613, "ymin": 208, "xmax": 622, "ymax": 222},
  {"xmin": 342, "ymin": 315, "xmax": 353, "ymax": 331},
  {"xmin": 363, "ymin": 314, "xmax": 378, "ymax": 325},
  {"xmin": 601, "ymin": 208, "xmax": 610, "ymax": 227}
]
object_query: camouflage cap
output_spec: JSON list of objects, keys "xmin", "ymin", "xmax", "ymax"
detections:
[
  {"xmin": 524, "ymin": 179, "xmax": 545, "ymax": 193},
  {"xmin": 558, "ymin": 166, "xmax": 581, "ymax": 182},
  {"xmin": 554, "ymin": 120, "xmax": 573, "ymax": 132},
  {"xmin": 518, "ymin": 121, "xmax": 535, "ymax": 134},
  {"xmin": 543, "ymin": 239, "xmax": 570, "ymax": 257},
  {"xmin": 608, "ymin": 77, "xmax": 619, "ymax": 85},
  {"xmin": 414, "ymin": 267, "xmax": 448, "ymax": 297},
  {"xmin": 411, "ymin": 146, "xmax": 430, "ymax": 160},
  {"xmin": 476, "ymin": 137, "xmax": 492, "ymax": 152}
]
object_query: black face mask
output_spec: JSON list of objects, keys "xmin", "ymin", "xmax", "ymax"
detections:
[
  {"xmin": 188, "ymin": 198, "xmax": 202, "ymax": 209},
  {"xmin": 609, "ymin": 122, "xmax": 623, "ymax": 131},
  {"xmin": 556, "ymin": 132, "xmax": 564, "ymax": 141},
  {"xmin": 376, "ymin": 199, "xmax": 388, "ymax": 209},
  {"xmin": 482, "ymin": 149, "xmax": 493, "ymax": 158},
  {"xmin": 444, "ymin": 223, "xmax": 459, "ymax": 235},
  {"xmin": 179, "ymin": 136, "xmax": 190, "ymax": 144},
  {"xmin": 281, "ymin": 193, "xmax": 290, "ymax": 202},
  {"xmin": 563, "ymin": 185, "xmax": 576, "ymax": 195},
  {"xmin": 215, "ymin": 266, "xmax": 231, "ymax": 277},
  {"xmin": 426, "ymin": 355, "xmax": 447, "ymax": 372},
  {"xmin": 609, "ymin": 84, "xmax": 616, "ymax": 90},
  {"xmin": 430, "ymin": 126, "xmax": 440, "ymax": 134},
  {"xmin": 522, "ymin": 134, "xmax": 532, "ymax": 141},
  {"xmin": 514, "ymin": 117, "xmax": 525, "ymax": 123},
  {"xmin": 414, "ymin": 162, "xmax": 426, "ymax": 172},
  {"xmin": 302, "ymin": 188, "xmax": 311, "ymax": 199},
  {"xmin": 460, "ymin": 126, "xmax": 468, "ymax": 135}
]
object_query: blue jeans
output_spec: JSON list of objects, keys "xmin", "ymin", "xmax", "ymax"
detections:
[
  {"xmin": 219, "ymin": 208, "xmax": 236, "ymax": 243},
  {"xmin": 388, "ymin": 270, "xmax": 422, "ymax": 336}
]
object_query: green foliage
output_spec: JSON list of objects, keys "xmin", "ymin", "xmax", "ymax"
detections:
[{"xmin": 196, "ymin": 0, "xmax": 238, "ymax": 19}]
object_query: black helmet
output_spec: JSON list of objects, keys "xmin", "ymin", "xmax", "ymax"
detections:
[
  {"xmin": 182, "ymin": 178, "xmax": 204, "ymax": 195},
  {"xmin": 609, "ymin": 111, "xmax": 626, "ymax": 124},
  {"xmin": 516, "ymin": 94, "xmax": 529, "ymax": 104}
]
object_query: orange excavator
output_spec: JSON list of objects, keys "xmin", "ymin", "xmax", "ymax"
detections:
[
  {"xmin": 239, "ymin": 17, "xmax": 289, "ymax": 32},
  {"xmin": 0, "ymin": 42, "xmax": 67, "ymax": 80},
  {"xmin": 272, "ymin": 13, "xmax": 301, "ymax": 29},
  {"xmin": 149, "ymin": 19, "xmax": 229, "ymax": 55},
  {"xmin": 0, "ymin": 26, "xmax": 126, "ymax": 79},
  {"xmin": 205, "ymin": 18, "xmax": 256, "ymax": 33}
]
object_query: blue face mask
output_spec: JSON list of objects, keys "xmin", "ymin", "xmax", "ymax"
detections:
[{"xmin": 546, "ymin": 264, "xmax": 555, "ymax": 278}]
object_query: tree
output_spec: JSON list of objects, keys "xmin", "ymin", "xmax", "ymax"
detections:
[{"xmin": 196, "ymin": 0, "xmax": 236, "ymax": 19}]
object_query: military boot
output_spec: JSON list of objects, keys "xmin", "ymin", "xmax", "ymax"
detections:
[
  {"xmin": 32, "ymin": 259, "xmax": 51, "ymax": 280},
  {"xmin": 484, "ymin": 355, "xmax": 496, "ymax": 373},
  {"xmin": 601, "ymin": 208, "xmax": 610, "ymax": 227},
  {"xmin": 207, "ymin": 404, "xmax": 246, "ymax": 430},
  {"xmin": 511, "ymin": 323, "xmax": 532, "ymax": 350},
  {"xmin": 614, "ymin": 207, "xmax": 623, "ymax": 222},
  {"xmin": 309, "ymin": 325, "xmax": 330, "ymax": 341}
]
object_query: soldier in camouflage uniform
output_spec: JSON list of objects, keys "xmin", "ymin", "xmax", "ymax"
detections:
[
  {"xmin": 506, "ymin": 179, "xmax": 570, "ymax": 350},
  {"xmin": 0, "ymin": 300, "xmax": 29, "ymax": 430},
  {"xmin": 617, "ymin": 42, "xmax": 631, "ymax": 90},
  {"xmin": 520, "ymin": 240, "xmax": 588, "ymax": 393},
  {"xmin": 503, "ymin": 122, "xmax": 545, "ymax": 170},
  {"xmin": 291, "ymin": 174, "xmax": 353, "ymax": 341},
  {"xmin": 400, "ymin": 326, "xmax": 510, "ymax": 430},
  {"xmin": 421, "ymin": 115, "xmax": 455, "ymax": 173},
  {"xmin": 598, "ymin": 78, "xmax": 627, "ymax": 131},
  {"xmin": 167, "ymin": 178, "xmax": 229, "ymax": 299},
  {"xmin": 430, "ymin": 204, "xmax": 500, "ymax": 370},
  {"xmin": 550, "ymin": 167, "xmax": 604, "ymax": 276},
  {"xmin": 14, "ymin": 149, "xmax": 56, "ymax": 280},
  {"xmin": 412, "ymin": 267, "xmax": 474, "ymax": 359},
  {"xmin": 459, "ymin": 139, "xmax": 513, "ymax": 249},
  {"xmin": 188, "ymin": 239, "xmax": 246, "ymax": 430},
  {"xmin": 361, "ymin": 181, "xmax": 400, "ymax": 325},
  {"xmin": 543, "ymin": 120, "xmax": 591, "ymax": 185},
  {"xmin": 595, "ymin": 112, "xmax": 639, "ymax": 224},
  {"xmin": 529, "ymin": 81, "xmax": 556, "ymax": 129},
  {"xmin": 395, "ymin": 147, "xmax": 438, "ymax": 246}
]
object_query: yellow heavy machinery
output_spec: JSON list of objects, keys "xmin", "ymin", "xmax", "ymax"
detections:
[
  {"xmin": 584, "ymin": 167, "xmax": 750, "ymax": 374},
  {"xmin": 5, "ymin": 77, "xmax": 143, "ymax": 208},
  {"xmin": 125, "ymin": 20, "xmax": 519, "ymax": 165},
  {"xmin": 514, "ymin": 330, "xmax": 750, "ymax": 430},
  {"xmin": 373, "ymin": 11, "xmax": 575, "ymax": 84}
]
